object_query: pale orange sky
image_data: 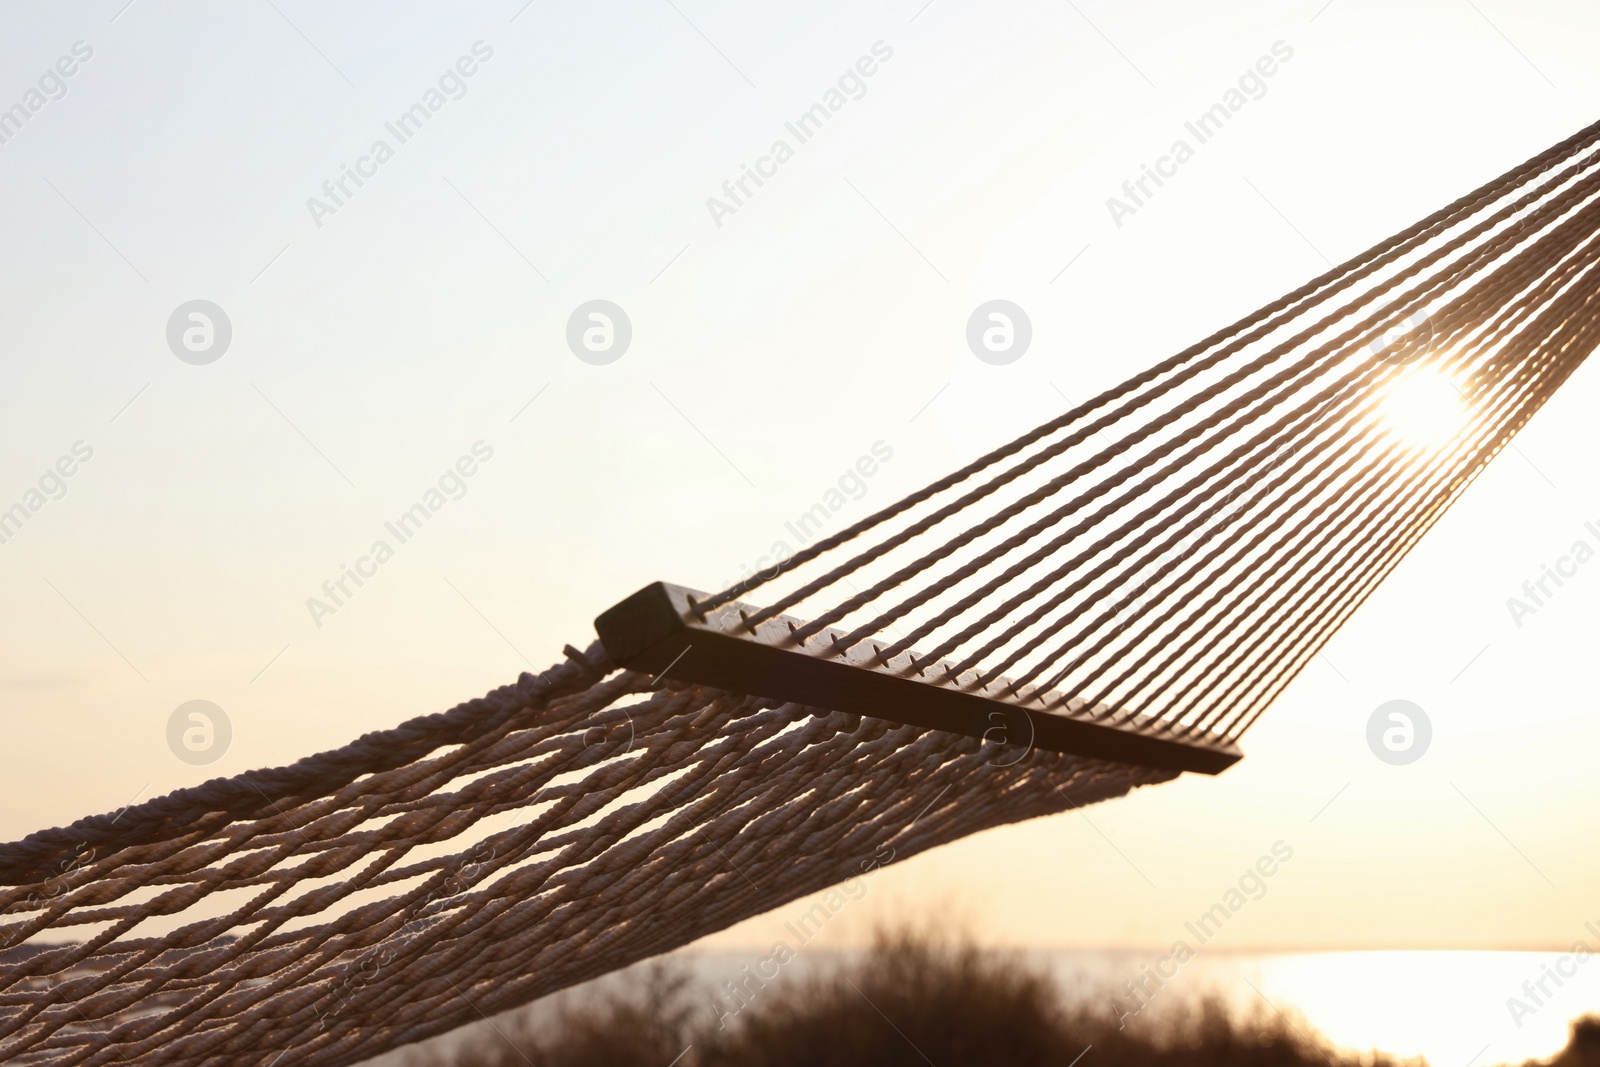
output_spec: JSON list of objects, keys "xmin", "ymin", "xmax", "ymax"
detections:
[{"xmin": 1, "ymin": 0, "xmax": 1598, "ymax": 958}]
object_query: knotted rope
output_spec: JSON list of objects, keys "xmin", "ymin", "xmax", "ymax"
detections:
[
  {"xmin": 6, "ymin": 116, "xmax": 1600, "ymax": 1066},
  {"xmin": 1, "ymin": 646, "xmax": 1166, "ymax": 1066}
]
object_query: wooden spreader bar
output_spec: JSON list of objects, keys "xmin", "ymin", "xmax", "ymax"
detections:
[{"xmin": 595, "ymin": 582, "xmax": 1242, "ymax": 775}]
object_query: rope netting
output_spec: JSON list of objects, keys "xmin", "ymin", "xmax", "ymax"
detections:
[
  {"xmin": 0, "ymin": 646, "xmax": 1169, "ymax": 1066},
  {"xmin": 5, "ymin": 117, "xmax": 1600, "ymax": 1066},
  {"xmin": 698, "ymin": 116, "xmax": 1600, "ymax": 748}
]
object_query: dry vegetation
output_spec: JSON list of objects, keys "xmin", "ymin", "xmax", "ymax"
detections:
[{"xmin": 399, "ymin": 922, "xmax": 1600, "ymax": 1067}]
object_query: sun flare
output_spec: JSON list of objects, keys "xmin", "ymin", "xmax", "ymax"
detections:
[{"xmin": 1377, "ymin": 367, "xmax": 1468, "ymax": 450}]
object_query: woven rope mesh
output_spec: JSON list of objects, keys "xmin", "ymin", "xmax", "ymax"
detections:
[
  {"xmin": 0, "ymin": 644, "xmax": 1170, "ymax": 1066},
  {"xmin": 6, "ymin": 118, "xmax": 1600, "ymax": 1066}
]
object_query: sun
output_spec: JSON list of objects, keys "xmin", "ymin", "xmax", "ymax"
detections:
[{"xmin": 1377, "ymin": 366, "xmax": 1469, "ymax": 451}]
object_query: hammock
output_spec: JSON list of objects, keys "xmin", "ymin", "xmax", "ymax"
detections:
[{"xmin": 6, "ymin": 116, "xmax": 1600, "ymax": 1065}]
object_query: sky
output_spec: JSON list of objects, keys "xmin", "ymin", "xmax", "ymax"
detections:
[{"xmin": 2, "ymin": 0, "xmax": 1599, "ymax": 960}]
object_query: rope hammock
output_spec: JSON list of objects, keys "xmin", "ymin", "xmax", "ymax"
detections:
[{"xmin": 6, "ymin": 116, "xmax": 1600, "ymax": 1065}]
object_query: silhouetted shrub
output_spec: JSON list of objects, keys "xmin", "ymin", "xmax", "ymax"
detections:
[{"xmin": 417, "ymin": 923, "xmax": 1597, "ymax": 1067}]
